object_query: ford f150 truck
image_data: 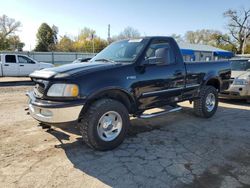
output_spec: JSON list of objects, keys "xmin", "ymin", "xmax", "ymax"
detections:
[
  {"xmin": 27, "ymin": 37, "xmax": 231, "ymax": 150},
  {"xmin": 0, "ymin": 54, "xmax": 53, "ymax": 76}
]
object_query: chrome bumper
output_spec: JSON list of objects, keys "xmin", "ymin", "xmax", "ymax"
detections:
[{"xmin": 27, "ymin": 92, "xmax": 83, "ymax": 124}]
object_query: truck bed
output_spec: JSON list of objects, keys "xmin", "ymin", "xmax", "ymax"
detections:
[{"xmin": 185, "ymin": 60, "xmax": 231, "ymax": 91}]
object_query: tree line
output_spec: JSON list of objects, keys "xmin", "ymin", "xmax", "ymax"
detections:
[
  {"xmin": 0, "ymin": 8, "xmax": 249, "ymax": 54},
  {"xmin": 33, "ymin": 24, "xmax": 141, "ymax": 53}
]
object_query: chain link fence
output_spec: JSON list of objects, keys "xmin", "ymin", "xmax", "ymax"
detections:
[{"xmin": 0, "ymin": 51, "xmax": 96, "ymax": 65}]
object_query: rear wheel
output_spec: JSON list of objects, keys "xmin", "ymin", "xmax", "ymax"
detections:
[
  {"xmin": 193, "ymin": 86, "xmax": 218, "ymax": 118},
  {"xmin": 78, "ymin": 99, "xmax": 129, "ymax": 151}
]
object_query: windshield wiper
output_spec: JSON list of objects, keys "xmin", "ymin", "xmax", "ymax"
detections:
[{"xmin": 94, "ymin": 58, "xmax": 116, "ymax": 63}]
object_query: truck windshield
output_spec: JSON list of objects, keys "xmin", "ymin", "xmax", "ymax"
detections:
[
  {"xmin": 91, "ymin": 39, "xmax": 147, "ymax": 63},
  {"xmin": 231, "ymin": 60, "xmax": 250, "ymax": 71}
]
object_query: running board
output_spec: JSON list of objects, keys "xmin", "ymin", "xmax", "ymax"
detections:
[{"xmin": 139, "ymin": 106, "xmax": 182, "ymax": 119}]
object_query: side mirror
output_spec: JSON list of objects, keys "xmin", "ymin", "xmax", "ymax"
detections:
[
  {"xmin": 144, "ymin": 47, "xmax": 170, "ymax": 65},
  {"xmin": 155, "ymin": 47, "xmax": 169, "ymax": 64}
]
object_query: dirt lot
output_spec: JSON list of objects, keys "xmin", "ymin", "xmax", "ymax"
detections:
[
  {"xmin": 0, "ymin": 85, "xmax": 250, "ymax": 188},
  {"xmin": 0, "ymin": 77, "xmax": 31, "ymax": 83}
]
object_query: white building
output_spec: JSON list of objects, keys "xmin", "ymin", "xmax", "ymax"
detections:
[{"xmin": 178, "ymin": 43, "xmax": 234, "ymax": 62}]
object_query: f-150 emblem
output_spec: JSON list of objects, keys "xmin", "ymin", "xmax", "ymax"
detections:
[{"xmin": 126, "ymin": 76, "xmax": 136, "ymax": 80}]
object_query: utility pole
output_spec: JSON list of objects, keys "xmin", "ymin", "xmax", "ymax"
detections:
[
  {"xmin": 92, "ymin": 39, "xmax": 95, "ymax": 53},
  {"xmin": 107, "ymin": 24, "xmax": 111, "ymax": 44},
  {"xmin": 242, "ymin": 28, "xmax": 247, "ymax": 55},
  {"xmin": 87, "ymin": 33, "xmax": 95, "ymax": 53}
]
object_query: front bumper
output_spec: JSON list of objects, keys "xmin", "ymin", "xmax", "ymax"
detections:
[
  {"xmin": 26, "ymin": 92, "xmax": 84, "ymax": 124},
  {"xmin": 220, "ymin": 84, "xmax": 250, "ymax": 99}
]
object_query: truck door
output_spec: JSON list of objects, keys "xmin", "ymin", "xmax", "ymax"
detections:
[
  {"xmin": 17, "ymin": 55, "xmax": 38, "ymax": 76},
  {"xmin": 2, "ymin": 55, "xmax": 19, "ymax": 76},
  {"xmin": 135, "ymin": 39, "xmax": 185, "ymax": 110}
]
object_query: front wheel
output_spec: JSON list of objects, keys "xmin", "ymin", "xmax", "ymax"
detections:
[
  {"xmin": 193, "ymin": 86, "xmax": 218, "ymax": 118},
  {"xmin": 78, "ymin": 99, "xmax": 129, "ymax": 151}
]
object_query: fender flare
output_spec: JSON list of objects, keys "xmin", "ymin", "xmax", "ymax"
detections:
[
  {"xmin": 85, "ymin": 86, "xmax": 137, "ymax": 113},
  {"xmin": 203, "ymin": 76, "xmax": 222, "ymax": 91}
]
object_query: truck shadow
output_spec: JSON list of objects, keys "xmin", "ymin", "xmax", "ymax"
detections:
[
  {"xmin": 46, "ymin": 120, "xmax": 162, "ymax": 146},
  {"xmin": 46, "ymin": 104, "xmax": 250, "ymax": 187},
  {"xmin": 219, "ymin": 98, "xmax": 250, "ymax": 107},
  {"xmin": 0, "ymin": 81, "xmax": 34, "ymax": 87}
]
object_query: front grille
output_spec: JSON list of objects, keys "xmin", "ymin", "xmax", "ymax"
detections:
[
  {"xmin": 33, "ymin": 83, "xmax": 45, "ymax": 98},
  {"xmin": 37, "ymin": 84, "xmax": 45, "ymax": 94}
]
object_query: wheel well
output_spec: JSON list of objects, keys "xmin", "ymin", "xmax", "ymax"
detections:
[
  {"xmin": 84, "ymin": 90, "xmax": 135, "ymax": 114},
  {"xmin": 206, "ymin": 79, "xmax": 220, "ymax": 91}
]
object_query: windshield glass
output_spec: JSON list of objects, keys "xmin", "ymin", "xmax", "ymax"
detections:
[
  {"xmin": 231, "ymin": 60, "xmax": 250, "ymax": 71},
  {"xmin": 91, "ymin": 39, "xmax": 147, "ymax": 63}
]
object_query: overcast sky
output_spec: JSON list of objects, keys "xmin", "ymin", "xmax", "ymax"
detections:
[{"xmin": 0, "ymin": 0, "xmax": 249, "ymax": 50}]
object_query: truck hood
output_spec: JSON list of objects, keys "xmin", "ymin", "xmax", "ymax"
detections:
[
  {"xmin": 234, "ymin": 71, "xmax": 250, "ymax": 80},
  {"xmin": 231, "ymin": 71, "xmax": 250, "ymax": 79},
  {"xmin": 30, "ymin": 61, "xmax": 121, "ymax": 79},
  {"xmin": 39, "ymin": 62, "xmax": 54, "ymax": 69}
]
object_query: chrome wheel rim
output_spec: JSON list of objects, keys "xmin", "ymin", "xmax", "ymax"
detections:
[
  {"xmin": 97, "ymin": 111, "xmax": 122, "ymax": 141},
  {"xmin": 206, "ymin": 93, "xmax": 216, "ymax": 112}
]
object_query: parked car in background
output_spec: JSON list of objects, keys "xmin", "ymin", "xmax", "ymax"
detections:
[
  {"xmin": 220, "ymin": 58, "xmax": 250, "ymax": 102},
  {"xmin": 72, "ymin": 57, "xmax": 92, "ymax": 63},
  {"xmin": 0, "ymin": 54, "xmax": 54, "ymax": 77},
  {"xmin": 27, "ymin": 36, "xmax": 231, "ymax": 150}
]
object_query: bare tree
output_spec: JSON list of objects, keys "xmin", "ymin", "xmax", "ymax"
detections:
[
  {"xmin": 0, "ymin": 15, "xmax": 23, "ymax": 50},
  {"xmin": 171, "ymin": 34, "xmax": 184, "ymax": 43},
  {"xmin": 0, "ymin": 14, "xmax": 21, "ymax": 38},
  {"xmin": 184, "ymin": 29, "xmax": 223, "ymax": 45},
  {"xmin": 116, "ymin": 26, "xmax": 141, "ymax": 40},
  {"xmin": 185, "ymin": 31, "xmax": 202, "ymax": 44},
  {"xmin": 223, "ymin": 8, "xmax": 250, "ymax": 54}
]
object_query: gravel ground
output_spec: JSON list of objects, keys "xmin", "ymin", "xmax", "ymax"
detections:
[{"xmin": 0, "ymin": 85, "xmax": 250, "ymax": 188}]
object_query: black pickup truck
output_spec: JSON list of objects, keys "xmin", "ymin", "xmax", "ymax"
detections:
[{"xmin": 27, "ymin": 36, "xmax": 231, "ymax": 150}]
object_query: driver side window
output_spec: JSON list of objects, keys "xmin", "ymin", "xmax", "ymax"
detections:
[{"xmin": 145, "ymin": 40, "xmax": 176, "ymax": 64}]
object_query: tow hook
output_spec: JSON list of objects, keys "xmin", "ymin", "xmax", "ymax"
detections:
[{"xmin": 25, "ymin": 107, "xmax": 30, "ymax": 115}]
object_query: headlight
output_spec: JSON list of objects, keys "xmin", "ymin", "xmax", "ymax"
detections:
[
  {"xmin": 47, "ymin": 84, "xmax": 79, "ymax": 97},
  {"xmin": 233, "ymin": 79, "xmax": 248, "ymax": 85}
]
